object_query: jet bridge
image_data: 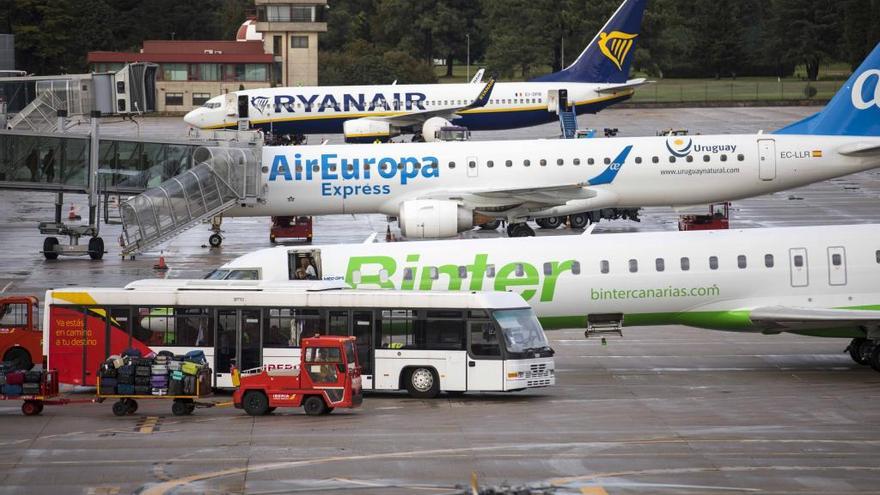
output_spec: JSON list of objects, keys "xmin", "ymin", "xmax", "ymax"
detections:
[{"xmin": 119, "ymin": 145, "xmax": 263, "ymax": 256}]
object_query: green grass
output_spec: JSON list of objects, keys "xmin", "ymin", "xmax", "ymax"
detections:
[{"xmin": 434, "ymin": 63, "xmax": 848, "ymax": 102}]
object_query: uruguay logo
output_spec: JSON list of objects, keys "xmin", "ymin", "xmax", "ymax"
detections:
[
  {"xmin": 251, "ymin": 96, "xmax": 271, "ymax": 114},
  {"xmin": 598, "ymin": 31, "xmax": 638, "ymax": 70},
  {"xmin": 666, "ymin": 137, "xmax": 693, "ymax": 157},
  {"xmin": 851, "ymin": 69, "xmax": 880, "ymax": 110}
]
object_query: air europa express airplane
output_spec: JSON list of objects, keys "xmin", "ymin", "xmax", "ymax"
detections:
[
  {"xmin": 183, "ymin": 0, "xmax": 648, "ymax": 142},
  {"xmin": 217, "ymin": 42, "xmax": 880, "ymax": 238},
  {"xmin": 212, "ymin": 224, "xmax": 880, "ymax": 372}
]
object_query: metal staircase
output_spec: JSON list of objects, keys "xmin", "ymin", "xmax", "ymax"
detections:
[
  {"xmin": 6, "ymin": 90, "xmax": 66, "ymax": 132},
  {"xmin": 558, "ymin": 102, "xmax": 578, "ymax": 139},
  {"xmin": 119, "ymin": 145, "xmax": 262, "ymax": 256}
]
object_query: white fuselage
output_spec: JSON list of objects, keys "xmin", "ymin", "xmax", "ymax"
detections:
[
  {"xmin": 226, "ymin": 134, "xmax": 880, "ymax": 221},
  {"xmin": 218, "ymin": 224, "xmax": 880, "ymax": 337}
]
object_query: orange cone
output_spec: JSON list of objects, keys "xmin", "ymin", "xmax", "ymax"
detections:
[
  {"xmin": 68, "ymin": 204, "xmax": 81, "ymax": 221},
  {"xmin": 153, "ymin": 251, "xmax": 169, "ymax": 271}
]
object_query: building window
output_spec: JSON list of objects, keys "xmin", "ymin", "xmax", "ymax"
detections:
[
  {"xmin": 165, "ymin": 92, "xmax": 184, "ymax": 106},
  {"xmin": 245, "ymin": 64, "xmax": 267, "ymax": 81},
  {"xmin": 192, "ymin": 93, "xmax": 211, "ymax": 106},
  {"xmin": 198, "ymin": 63, "xmax": 220, "ymax": 81},
  {"xmin": 291, "ymin": 36, "xmax": 309, "ymax": 49},
  {"xmin": 267, "ymin": 5, "xmax": 291, "ymax": 21},
  {"xmin": 292, "ymin": 6, "xmax": 315, "ymax": 22},
  {"xmin": 162, "ymin": 63, "xmax": 187, "ymax": 81},
  {"xmin": 273, "ymin": 35, "xmax": 282, "ymax": 55}
]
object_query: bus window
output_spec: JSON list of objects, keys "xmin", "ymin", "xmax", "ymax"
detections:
[
  {"xmin": 327, "ymin": 310, "xmax": 349, "ymax": 336},
  {"xmin": 203, "ymin": 269, "xmax": 229, "ymax": 280},
  {"xmin": 264, "ymin": 308, "xmax": 297, "ymax": 348},
  {"xmin": 380, "ymin": 309, "xmax": 415, "ymax": 348},
  {"xmin": 136, "ymin": 307, "xmax": 173, "ymax": 346},
  {"xmin": 295, "ymin": 309, "xmax": 324, "ymax": 341},
  {"xmin": 424, "ymin": 310, "xmax": 465, "ymax": 350},
  {"xmin": 469, "ymin": 321, "xmax": 501, "ymax": 357},
  {"xmin": 225, "ymin": 269, "xmax": 259, "ymax": 280},
  {"xmin": 136, "ymin": 307, "xmax": 212, "ymax": 347}
]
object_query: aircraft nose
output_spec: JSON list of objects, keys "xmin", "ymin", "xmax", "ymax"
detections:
[{"xmin": 183, "ymin": 109, "xmax": 201, "ymax": 127}]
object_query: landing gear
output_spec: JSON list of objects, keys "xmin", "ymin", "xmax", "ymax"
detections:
[
  {"xmin": 208, "ymin": 216, "xmax": 223, "ymax": 248},
  {"xmin": 569, "ymin": 213, "xmax": 590, "ymax": 229},
  {"xmin": 208, "ymin": 233, "xmax": 223, "ymax": 248},
  {"xmin": 535, "ymin": 216, "xmax": 564, "ymax": 229},
  {"xmin": 506, "ymin": 222, "xmax": 535, "ymax": 237},
  {"xmin": 478, "ymin": 220, "xmax": 501, "ymax": 230},
  {"xmin": 869, "ymin": 344, "xmax": 880, "ymax": 372},
  {"xmin": 846, "ymin": 338, "xmax": 871, "ymax": 365}
]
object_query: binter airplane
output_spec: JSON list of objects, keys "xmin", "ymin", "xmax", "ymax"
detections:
[
  {"xmin": 213, "ymin": 42, "xmax": 880, "ymax": 238},
  {"xmin": 183, "ymin": 0, "xmax": 648, "ymax": 142},
  {"xmin": 211, "ymin": 223, "xmax": 880, "ymax": 373}
]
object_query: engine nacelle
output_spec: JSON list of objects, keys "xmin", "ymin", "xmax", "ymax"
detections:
[
  {"xmin": 398, "ymin": 200, "xmax": 474, "ymax": 238},
  {"xmin": 343, "ymin": 118, "xmax": 400, "ymax": 143},
  {"xmin": 422, "ymin": 117, "xmax": 454, "ymax": 142}
]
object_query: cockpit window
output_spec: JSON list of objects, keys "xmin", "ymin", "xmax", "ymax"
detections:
[{"xmin": 202, "ymin": 102, "xmax": 222, "ymax": 109}]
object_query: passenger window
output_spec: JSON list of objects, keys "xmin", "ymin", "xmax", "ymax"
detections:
[
  {"xmin": 737, "ymin": 154, "xmax": 745, "ymax": 161},
  {"xmin": 703, "ymin": 155, "xmax": 710, "ymax": 162},
  {"xmin": 652, "ymin": 156, "xmax": 659, "ymax": 163},
  {"xmin": 487, "ymin": 160, "xmax": 494, "ymax": 168},
  {"xmin": 604, "ymin": 158, "xmax": 611, "ymax": 165},
  {"xmin": 832, "ymin": 254, "xmax": 842, "ymax": 266},
  {"xmin": 571, "ymin": 261, "xmax": 581, "ymax": 275},
  {"xmin": 600, "ymin": 260, "xmax": 609, "ymax": 274},
  {"xmin": 709, "ymin": 256, "xmax": 719, "ymax": 270},
  {"xmin": 764, "ymin": 254, "xmax": 774, "ymax": 268},
  {"xmin": 449, "ymin": 161, "xmax": 455, "ymax": 169},
  {"xmin": 686, "ymin": 155, "xmax": 693, "ymax": 163},
  {"xmin": 721, "ymin": 154, "xmax": 727, "ymax": 162},
  {"xmin": 655, "ymin": 258, "xmax": 665, "ymax": 272},
  {"xmin": 669, "ymin": 156, "xmax": 676, "ymax": 163},
  {"xmin": 573, "ymin": 158, "xmax": 581, "ymax": 165},
  {"xmin": 486, "ymin": 264, "xmax": 495, "ymax": 278},
  {"xmin": 506, "ymin": 160, "xmax": 512, "ymax": 167},
  {"xmin": 557, "ymin": 158, "xmax": 564, "ymax": 166},
  {"xmin": 403, "ymin": 267, "xmax": 414, "ymax": 281},
  {"xmin": 680, "ymin": 257, "xmax": 690, "ymax": 271},
  {"xmin": 468, "ymin": 160, "xmax": 476, "ymax": 168},
  {"xmin": 876, "ymin": 250, "xmax": 880, "ymax": 263},
  {"xmin": 539, "ymin": 159, "xmax": 547, "ymax": 166},
  {"xmin": 523, "ymin": 159, "xmax": 531, "ymax": 167},
  {"xmin": 588, "ymin": 158, "xmax": 595, "ymax": 165},
  {"xmin": 427, "ymin": 267, "xmax": 439, "ymax": 279},
  {"xmin": 794, "ymin": 255, "xmax": 804, "ymax": 267},
  {"xmin": 635, "ymin": 157, "xmax": 642, "ymax": 164},
  {"xmin": 628, "ymin": 259, "xmax": 638, "ymax": 273},
  {"xmin": 543, "ymin": 263, "xmax": 553, "ymax": 275},
  {"xmin": 458, "ymin": 266, "xmax": 468, "ymax": 278},
  {"xmin": 515, "ymin": 264, "xmax": 524, "ymax": 277},
  {"xmin": 737, "ymin": 255, "xmax": 747, "ymax": 269}
]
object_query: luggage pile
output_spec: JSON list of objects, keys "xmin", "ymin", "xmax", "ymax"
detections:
[
  {"xmin": 98, "ymin": 349, "xmax": 211, "ymax": 397},
  {"xmin": 0, "ymin": 363, "xmax": 46, "ymax": 397}
]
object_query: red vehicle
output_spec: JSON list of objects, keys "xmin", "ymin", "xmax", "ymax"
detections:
[
  {"xmin": 0, "ymin": 296, "xmax": 43, "ymax": 371},
  {"xmin": 269, "ymin": 216, "xmax": 313, "ymax": 244},
  {"xmin": 679, "ymin": 202, "xmax": 730, "ymax": 231},
  {"xmin": 233, "ymin": 335, "xmax": 362, "ymax": 416}
]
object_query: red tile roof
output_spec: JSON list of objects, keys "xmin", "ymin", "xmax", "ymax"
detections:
[{"xmin": 88, "ymin": 40, "xmax": 273, "ymax": 64}]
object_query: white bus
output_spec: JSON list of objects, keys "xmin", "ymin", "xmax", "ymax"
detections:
[{"xmin": 44, "ymin": 280, "xmax": 555, "ymax": 397}]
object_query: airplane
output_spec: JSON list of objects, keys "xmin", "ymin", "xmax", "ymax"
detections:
[
  {"xmin": 212, "ymin": 42, "xmax": 880, "ymax": 238},
  {"xmin": 209, "ymin": 223, "xmax": 880, "ymax": 373},
  {"xmin": 183, "ymin": 0, "xmax": 649, "ymax": 142}
]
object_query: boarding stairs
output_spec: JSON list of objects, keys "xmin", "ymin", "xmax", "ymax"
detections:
[
  {"xmin": 585, "ymin": 313, "xmax": 624, "ymax": 338},
  {"xmin": 6, "ymin": 90, "xmax": 66, "ymax": 132},
  {"xmin": 558, "ymin": 102, "xmax": 578, "ymax": 139},
  {"xmin": 119, "ymin": 145, "xmax": 262, "ymax": 256}
]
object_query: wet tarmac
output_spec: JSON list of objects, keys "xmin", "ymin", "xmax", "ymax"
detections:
[{"xmin": 0, "ymin": 106, "xmax": 879, "ymax": 494}]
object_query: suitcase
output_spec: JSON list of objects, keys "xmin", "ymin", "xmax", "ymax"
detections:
[
  {"xmin": 197, "ymin": 370, "xmax": 211, "ymax": 396},
  {"xmin": 135, "ymin": 375, "xmax": 152, "ymax": 385},
  {"xmin": 99, "ymin": 363, "xmax": 118, "ymax": 378},
  {"xmin": 5, "ymin": 371, "xmax": 24, "ymax": 385},
  {"xmin": 151, "ymin": 388, "xmax": 168, "ymax": 396},
  {"xmin": 122, "ymin": 347, "xmax": 142, "ymax": 358},
  {"xmin": 135, "ymin": 366, "xmax": 151, "ymax": 377},
  {"xmin": 184, "ymin": 350, "xmax": 207, "ymax": 365},
  {"xmin": 24, "ymin": 370, "xmax": 42, "ymax": 383},
  {"xmin": 134, "ymin": 385, "xmax": 150, "ymax": 395},
  {"xmin": 150, "ymin": 376, "xmax": 168, "ymax": 388},
  {"xmin": 167, "ymin": 361, "xmax": 182, "ymax": 372},
  {"xmin": 116, "ymin": 384, "xmax": 135, "ymax": 395},
  {"xmin": 22, "ymin": 383, "xmax": 40, "ymax": 395},
  {"xmin": 170, "ymin": 370, "xmax": 184, "ymax": 381},
  {"xmin": 3, "ymin": 384, "xmax": 22, "ymax": 396},
  {"xmin": 181, "ymin": 361, "xmax": 201, "ymax": 376},
  {"xmin": 157, "ymin": 350, "xmax": 174, "ymax": 358},
  {"xmin": 151, "ymin": 364, "xmax": 168, "ymax": 375},
  {"xmin": 100, "ymin": 377, "xmax": 118, "ymax": 390},
  {"xmin": 132, "ymin": 357, "xmax": 152, "ymax": 367},
  {"xmin": 0, "ymin": 374, "xmax": 6, "ymax": 386},
  {"xmin": 182, "ymin": 375, "xmax": 196, "ymax": 395},
  {"xmin": 117, "ymin": 372, "xmax": 134, "ymax": 385},
  {"xmin": 168, "ymin": 378, "xmax": 184, "ymax": 396}
]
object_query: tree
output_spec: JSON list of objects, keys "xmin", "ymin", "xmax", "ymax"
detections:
[{"xmin": 774, "ymin": 0, "xmax": 842, "ymax": 80}]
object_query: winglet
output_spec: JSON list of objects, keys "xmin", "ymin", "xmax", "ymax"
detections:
[
  {"xmin": 587, "ymin": 145, "xmax": 633, "ymax": 185},
  {"xmin": 464, "ymin": 77, "xmax": 496, "ymax": 110}
]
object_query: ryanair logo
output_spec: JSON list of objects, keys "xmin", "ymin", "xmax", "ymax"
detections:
[
  {"xmin": 598, "ymin": 31, "xmax": 638, "ymax": 70},
  {"xmin": 251, "ymin": 96, "xmax": 271, "ymax": 114}
]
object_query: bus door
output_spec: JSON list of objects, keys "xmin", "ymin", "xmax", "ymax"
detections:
[
  {"xmin": 351, "ymin": 310, "xmax": 374, "ymax": 389},
  {"xmin": 466, "ymin": 320, "xmax": 504, "ymax": 391},
  {"xmin": 288, "ymin": 249, "xmax": 322, "ymax": 280},
  {"xmin": 215, "ymin": 308, "xmax": 262, "ymax": 387}
]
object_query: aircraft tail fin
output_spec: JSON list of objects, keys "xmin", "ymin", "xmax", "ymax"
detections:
[
  {"xmin": 531, "ymin": 0, "xmax": 647, "ymax": 84},
  {"xmin": 775, "ymin": 42, "xmax": 880, "ymax": 136}
]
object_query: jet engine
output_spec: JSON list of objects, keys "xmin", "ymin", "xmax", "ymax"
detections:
[
  {"xmin": 398, "ymin": 200, "xmax": 475, "ymax": 238},
  {"xmin": 422, "ymin": 117, "xmax": 454, "ymax": 142},
  {"xmin": 343, "ymin": 118, "xmax": 400, "ymax": 143}
]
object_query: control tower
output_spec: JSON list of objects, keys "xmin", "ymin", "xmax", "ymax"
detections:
[{"xmin": 253, "ymin": 0, "xmax": 328, "ymax": 86}]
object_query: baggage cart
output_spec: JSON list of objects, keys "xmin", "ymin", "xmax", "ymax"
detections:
[
  {"xmin": 0, "ymin": 370, "xmax": 86, "ymax": 416},
  {"xmin": 96, "ymin": 368, "xmax": 213, "ymax": 416}
]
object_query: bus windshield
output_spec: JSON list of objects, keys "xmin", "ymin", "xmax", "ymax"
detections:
[{"xmin": 493, "ymin": 309, "xmax": 550, "ymax": 354}]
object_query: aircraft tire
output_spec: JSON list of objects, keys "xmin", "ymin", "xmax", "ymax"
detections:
[
  {"xmin": 536, "ymin": 217, "xmax": 564, "ymax": 229},
  {"xmin": 478, "ymin": 220, "xmax": 501, "ymax": 230},
  {"xmin": 847, "ymin": 338, "xmax": 870, "ymax": 365},
  {"xmin": 43, "ymin": 237, "xmax": 59, "ymax": 260},
  {"xmin": 506, "ymin": 223, "xmax": 535, "ymax": 238},
  {"xmin": 869, "ymin": 343, "xmax": 880, "ymax": 372},
  {"xmin": 569, "ymin": 213, "xmax": 590, "ymax": 229},
  {"xmin": 88, "ymin": 237, "xmax": 104, "ymax": 260},
  {"xmin": 209, "ymin": 233, "xmax": 223, "ymax": 248}
]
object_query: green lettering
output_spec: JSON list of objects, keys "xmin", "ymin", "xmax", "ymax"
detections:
[
  {"xmin": 493, "ymin": 262, "xmax": 539, "ymax": 301},
  {"xmin": 437, "ymin": 264, "xmax": 463, "ymax": 290},
  {"xmin": 345, "ymin": 256, "xmax": 396, "ymax": 289},
  {"xmin": 468, "ymin": 254, "xmax": 488, "ymax": 291}
]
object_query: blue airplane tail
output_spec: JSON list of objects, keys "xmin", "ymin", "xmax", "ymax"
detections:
[
  {"xmin": 775, "ymin": 42, "xmax": 880, "ymax": 136},
  {"xmin": 531, "ymin": 0, "xmax": 647, "ymax": 84}
]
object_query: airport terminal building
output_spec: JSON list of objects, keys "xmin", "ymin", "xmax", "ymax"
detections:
[{"xmin": 87, "ymin": 1, "xmax": 327, "ymax": 113}]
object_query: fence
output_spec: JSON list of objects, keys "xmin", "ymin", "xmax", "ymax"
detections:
[{"xmin": 630, "ymin": 79, "xmax": 845, "ymax": 104}]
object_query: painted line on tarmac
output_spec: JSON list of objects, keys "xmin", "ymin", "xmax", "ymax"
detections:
[
  {"xmin": 0, "ymin": 282, "xmax": 11, "ymax": 293},
  {"xmin": 137, "ymin": 416, "xmax": 160, "ymax": 434}
]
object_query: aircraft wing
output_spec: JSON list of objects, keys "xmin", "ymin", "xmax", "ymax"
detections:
[
  {"xmin": 748, "ymin": 306, "xmax": 880, "ymax": 331},
  {"xmin": 417, "ymin": 183, "xmax": 598, "ymax": 209},
  {"xmin": 363, "ymin": 78, "xmax": 496, "ymax": 128},
  {"xmin": 595, "ymin": 77, "xmax": 649, "ymax": 94}
]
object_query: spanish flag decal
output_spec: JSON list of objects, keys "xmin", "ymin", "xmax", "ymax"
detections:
[{"xmin": 811, "ymin": 150, "xmax": 823, "ymax": 158}]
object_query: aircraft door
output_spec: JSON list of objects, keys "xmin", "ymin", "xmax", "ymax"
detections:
[
  {"xmin": 827, "ymin": 246, "xmax": 847, "ymax": 286},
  {"xmin": 789, "ymin": 248, "xmax": 809, "ymax": 287},
  {"xmin": 758, "ymin": 139, "xmax": 776, "ymax": 181},
  {"xmin": 558, "ymin": 88, "xmax": 569, "ymax": 109},
  {"xmin": 466, "ymin": 156, "xmax": 479, "ymax": 178},
  {"xmin": 237, "ymin": 94, "xmax": 249, "ymax": 119}
]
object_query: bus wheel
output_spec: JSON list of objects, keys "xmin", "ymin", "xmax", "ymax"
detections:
[
  {"xmin": 303, "ymin": 395, "xmax": 327, "ymax": 416},
  {"xmin": 4, "ymin": 348, "xmax": 32, "ymax": 371},
  {"xmin": 242, "ymin": 391, "xmax": 269, "ymax": 416},
  {"xmin": 406, "ymin": 367, "xmax": 439, "ymax": 399}
]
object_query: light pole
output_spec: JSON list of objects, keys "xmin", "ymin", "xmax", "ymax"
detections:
[{"xmin": 466, "ymin": 33, "xmax": 470, "ymax": 81}]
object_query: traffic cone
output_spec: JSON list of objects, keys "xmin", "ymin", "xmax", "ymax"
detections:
[
  {"xmin": 153, "ymin": 251, "xmax": 169, "ymax": 271},
  {"xmin": 68, "ymin": 203, "xmax": 81, "ymax": 221}
]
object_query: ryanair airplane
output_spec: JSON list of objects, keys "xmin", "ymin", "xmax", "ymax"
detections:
[{"xmin": 183, "ymin": 0, "xmax": 648, "ymax": 142}]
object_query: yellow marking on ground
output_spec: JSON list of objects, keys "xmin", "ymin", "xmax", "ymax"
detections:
[
  {"xmin": 139, "ymin": 416, "xmax": 159, "ymax": 434},
  {"xmin": 212, "ymin": 401, "xmax": 234, "ymax": 408},
  {"xmin": 580, "ymin": 487, "xmax": 609, "ymax": 495}
]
